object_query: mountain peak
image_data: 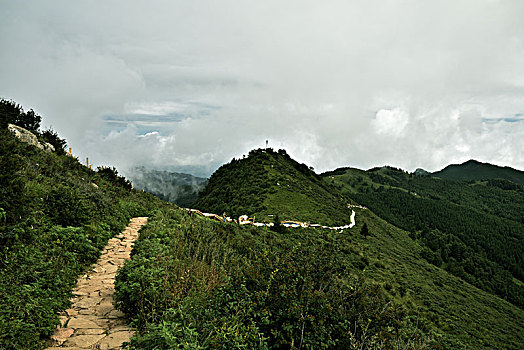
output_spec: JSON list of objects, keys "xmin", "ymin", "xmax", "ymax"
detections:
[
  {"xmin": 433, "ymin": 159, "xmax": 524, "ymax": 185},
  {"xmin": 194, "ymin": 148, "xmax": 352, "ymax": 225},
  {"xmin": 414, "ymin": 168, "xmax": 430, "ymax": 176}
]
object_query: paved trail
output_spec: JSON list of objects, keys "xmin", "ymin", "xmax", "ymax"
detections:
[{"xmin": 47, "ymin": 217, "xmax": 148, "ymax": 350}]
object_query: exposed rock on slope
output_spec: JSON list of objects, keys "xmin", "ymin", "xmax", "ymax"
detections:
[{"xmin": 8, "ymin": 123, "xmax": 55, "ymax": 152}]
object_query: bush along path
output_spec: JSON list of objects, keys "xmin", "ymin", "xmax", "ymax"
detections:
[{"xmin": 46, "ymin": 217, "xmax": 148, "ymax": 349}]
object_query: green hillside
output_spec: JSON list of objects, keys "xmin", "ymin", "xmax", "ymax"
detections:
[
  {"xmin": 323, "ymin": 166, "xmax": 524, "ymax": 308},
  {"xmin": 194, "ymin": 148, "xmax": 353, "ymax": 226},
  {"xmin": 121, "ymin": 154, "xmax": 524, "ymax": 348},
  {"xmin": 353, "ymin": 209, "xmax": 523, "ymax": 349},
  {"xmin": 0, "ymin": 104, "xmax": 431, "ymax": 349},
  {"xmin": 193, "ymin": 148, "xmax": 524, "ymax": 348},
  {"xmin": 433, "ymin": 159, "xmax": 524, "ymax": 185},
  {"xmin": 0, "ymin": 100, "xmax": 167, "ymax": 349}
]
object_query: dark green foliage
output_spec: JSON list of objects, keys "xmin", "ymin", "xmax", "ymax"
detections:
[
  {"xmin": 41, "ymin": 128, "xmax": 67, "ymax": 155},
  {"xmin": 115, "ymin": 210, "xmax": 432, "ymax": 349},
  {"xmin": 486, "ymin": 178, "xmax": 523, "ymax": 191},
  {"xmin": 0, "ymin": 130, "xmax": 26, "ymax": 225},
  {"xmin": 325, "ymin": 166, "xmax": 524, "ymax": 308},
  {"xmin": 96, "ymin": 166, "xmax": 132, "ymax": 189},
  {"xmin": 0, "ymin": 99, "xmax": 21, "ymax": 129},
  {"xmin": 271, "ymin": 213, "xmax": 285, "ymax": 233},
  {"xmin": 354, "ymin": 211, "xmax": 524, "ymax": 349},
  {"xmin": 173, "ymin": 185, "xmax": 202, "ymax": 208},
  {"xmin": 195, "ymin": 148, "xmax": 353, "ymax": 226},
  {"xmin": 433, "ymin": 159, "xmax": 524, "ymax": 186},
  {"xmin": 360, "ymin": 223, "xmax": 369, "ymax": 236},
  {"xmin": 194, "ymin": 149, "xmax": 271, "ymax": 219},
  {"xmin": 45, "ymin": 184, "xmax": 90, "ymax": 227},
  {"xmin": 0, "ymin": 98, "xmax": 41, "ymax": 132},
  {"xmin": 18, "ymin": 109, "xmax": 42, "ymax": 132}
]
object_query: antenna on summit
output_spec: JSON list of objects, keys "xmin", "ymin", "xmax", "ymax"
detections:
[{"xmin": 265, "ymin": 140, "xmax": 268, "ymax": 149}]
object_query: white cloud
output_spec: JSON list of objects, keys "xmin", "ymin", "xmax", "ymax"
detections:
[
  {"xmin": 1, "ymin": 0, "xmax": 524, "ymax": 175},
  {"xmin": 372, "ymin": 108, "xmax": 409, "ymax": 137},
  {"xmin": 124, "ymin": 102, "xmax": 189, "ymax": 116}
]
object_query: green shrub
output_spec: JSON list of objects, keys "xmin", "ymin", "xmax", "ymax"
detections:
[
  {"xmin": 0, "ymin": 130, "xmax": 26, "ymax": 226},
  {"xmin": 115, "ymin": 209, "xmax": 430, "ymax": 349},
  {"xmin": 45, "ymin": 184, "xmax": 90, "ymax": 227},
  {"xmin": 41, "ymin": 128, "xmax": 67, "ymax": 155},
  {"xmin": 97, "ymin": 166, "xmax": 132, "ymax": 189}
]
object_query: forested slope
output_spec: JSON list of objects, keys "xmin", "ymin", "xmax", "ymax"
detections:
[
  {"xmin": 324, "ymin": 166, "xmax": 524, "ymax": 307},
  {"xmin": 433, "ymin": 159, "xmax": 524, "ymax": 186},
  {"xmin": 129, "ymin": 166, "xmax": 208, "ymax": 207}
]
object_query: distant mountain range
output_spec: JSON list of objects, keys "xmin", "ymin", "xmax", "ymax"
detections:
[
  {"xmin": 128, "ymin": 166, "xmax": 207, "ymax": 207},
  {"xmin": 432, "ymin": 159, "xmax": 524, "ymax": 186},
  {"xmin": 132, "ymin": 159, "xmax": 524, "ymax": 209}
]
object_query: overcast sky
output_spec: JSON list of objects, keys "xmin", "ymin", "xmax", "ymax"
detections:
[{"xmin": 1, "ymin": 0, "xmax": 523, "ymax": 177}]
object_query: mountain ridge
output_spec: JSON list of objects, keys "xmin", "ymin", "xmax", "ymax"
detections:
[
  {"xmin": 128, "ymin": 166, "xmax": 207, "ymax": 207},
  {"xmin": 323, "ymin": 164, "xmax": 524, "ymax": 308},
  {"xmin": 3, "ymin": 97, "xmax": 523, "ymax": 349},
  {"xmin": 433, "ymin": 159, "xmax": 524, "ymax": 185},
  {"xmin": 193, "ymin": 147, "xmax": 524, "ymax": 348}
]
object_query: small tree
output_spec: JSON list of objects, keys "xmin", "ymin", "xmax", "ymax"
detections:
[
  {"xmin": 17, "ymin": 109, "xmax": 41, "ymax": 132},
  {"xmin": 271, "ymin": 214, "xmax": 285, "ymax": 233},
  {"xmin": 0, "ymin": 99, "xmax": 41, "ymax": 132},
  {"xmin": 97, "ymin": 166, "xmax": 132, "ymax": 189},
  {"xmin": 0, "ymin": 99, "xmax": 22, "ymax": 129},
  {"xmin": 41, "ymin": 128, "xmax": 67, "ymax": 155},
  {"xmin": 360, "ymin": 223, "xmax": 369, "ymax": 236}
]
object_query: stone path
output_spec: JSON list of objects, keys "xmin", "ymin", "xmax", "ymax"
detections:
[{"xmin": 46, "ymin": 217, "xmax": 148, "ymax": 350}]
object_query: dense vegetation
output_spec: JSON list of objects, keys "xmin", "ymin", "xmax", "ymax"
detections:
[
  {"xmin": 0, "ymin": 101, "xmax": 164, "ymax": 349},
  {"xmin": 120, "ymin": 147, "xmax": 523, "ymax": 348},
  {"xmin": 433, "ymin": 159, "xmax": 524, "ymax": 186},
  {"xmin": 116, "ymin": 203, "xmax": 524, "ymax": 349},
  {"xmin": 195, "ymin": 148, "xmax": 352, "ymax": 226},
  {"xmin": 355, "ymin": 209, "xmax": 524, "ymax": 349},
  {"xmin": 324, "ymin": 166, "xmax": 524, "ymax": 308},
  {"xmin": 116, "ymin": 208, "xmax": 435, "ymax": 349}
]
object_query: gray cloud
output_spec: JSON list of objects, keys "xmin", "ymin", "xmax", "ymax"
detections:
[{"xmin": 1, "ymin": 0, "xmax": 524, "ymax": 177}]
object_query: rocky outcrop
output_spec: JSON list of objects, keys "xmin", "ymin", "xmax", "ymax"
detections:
[{"xmin": 8, "ymin": 124, "xmax": 55, "ymax": 152}]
